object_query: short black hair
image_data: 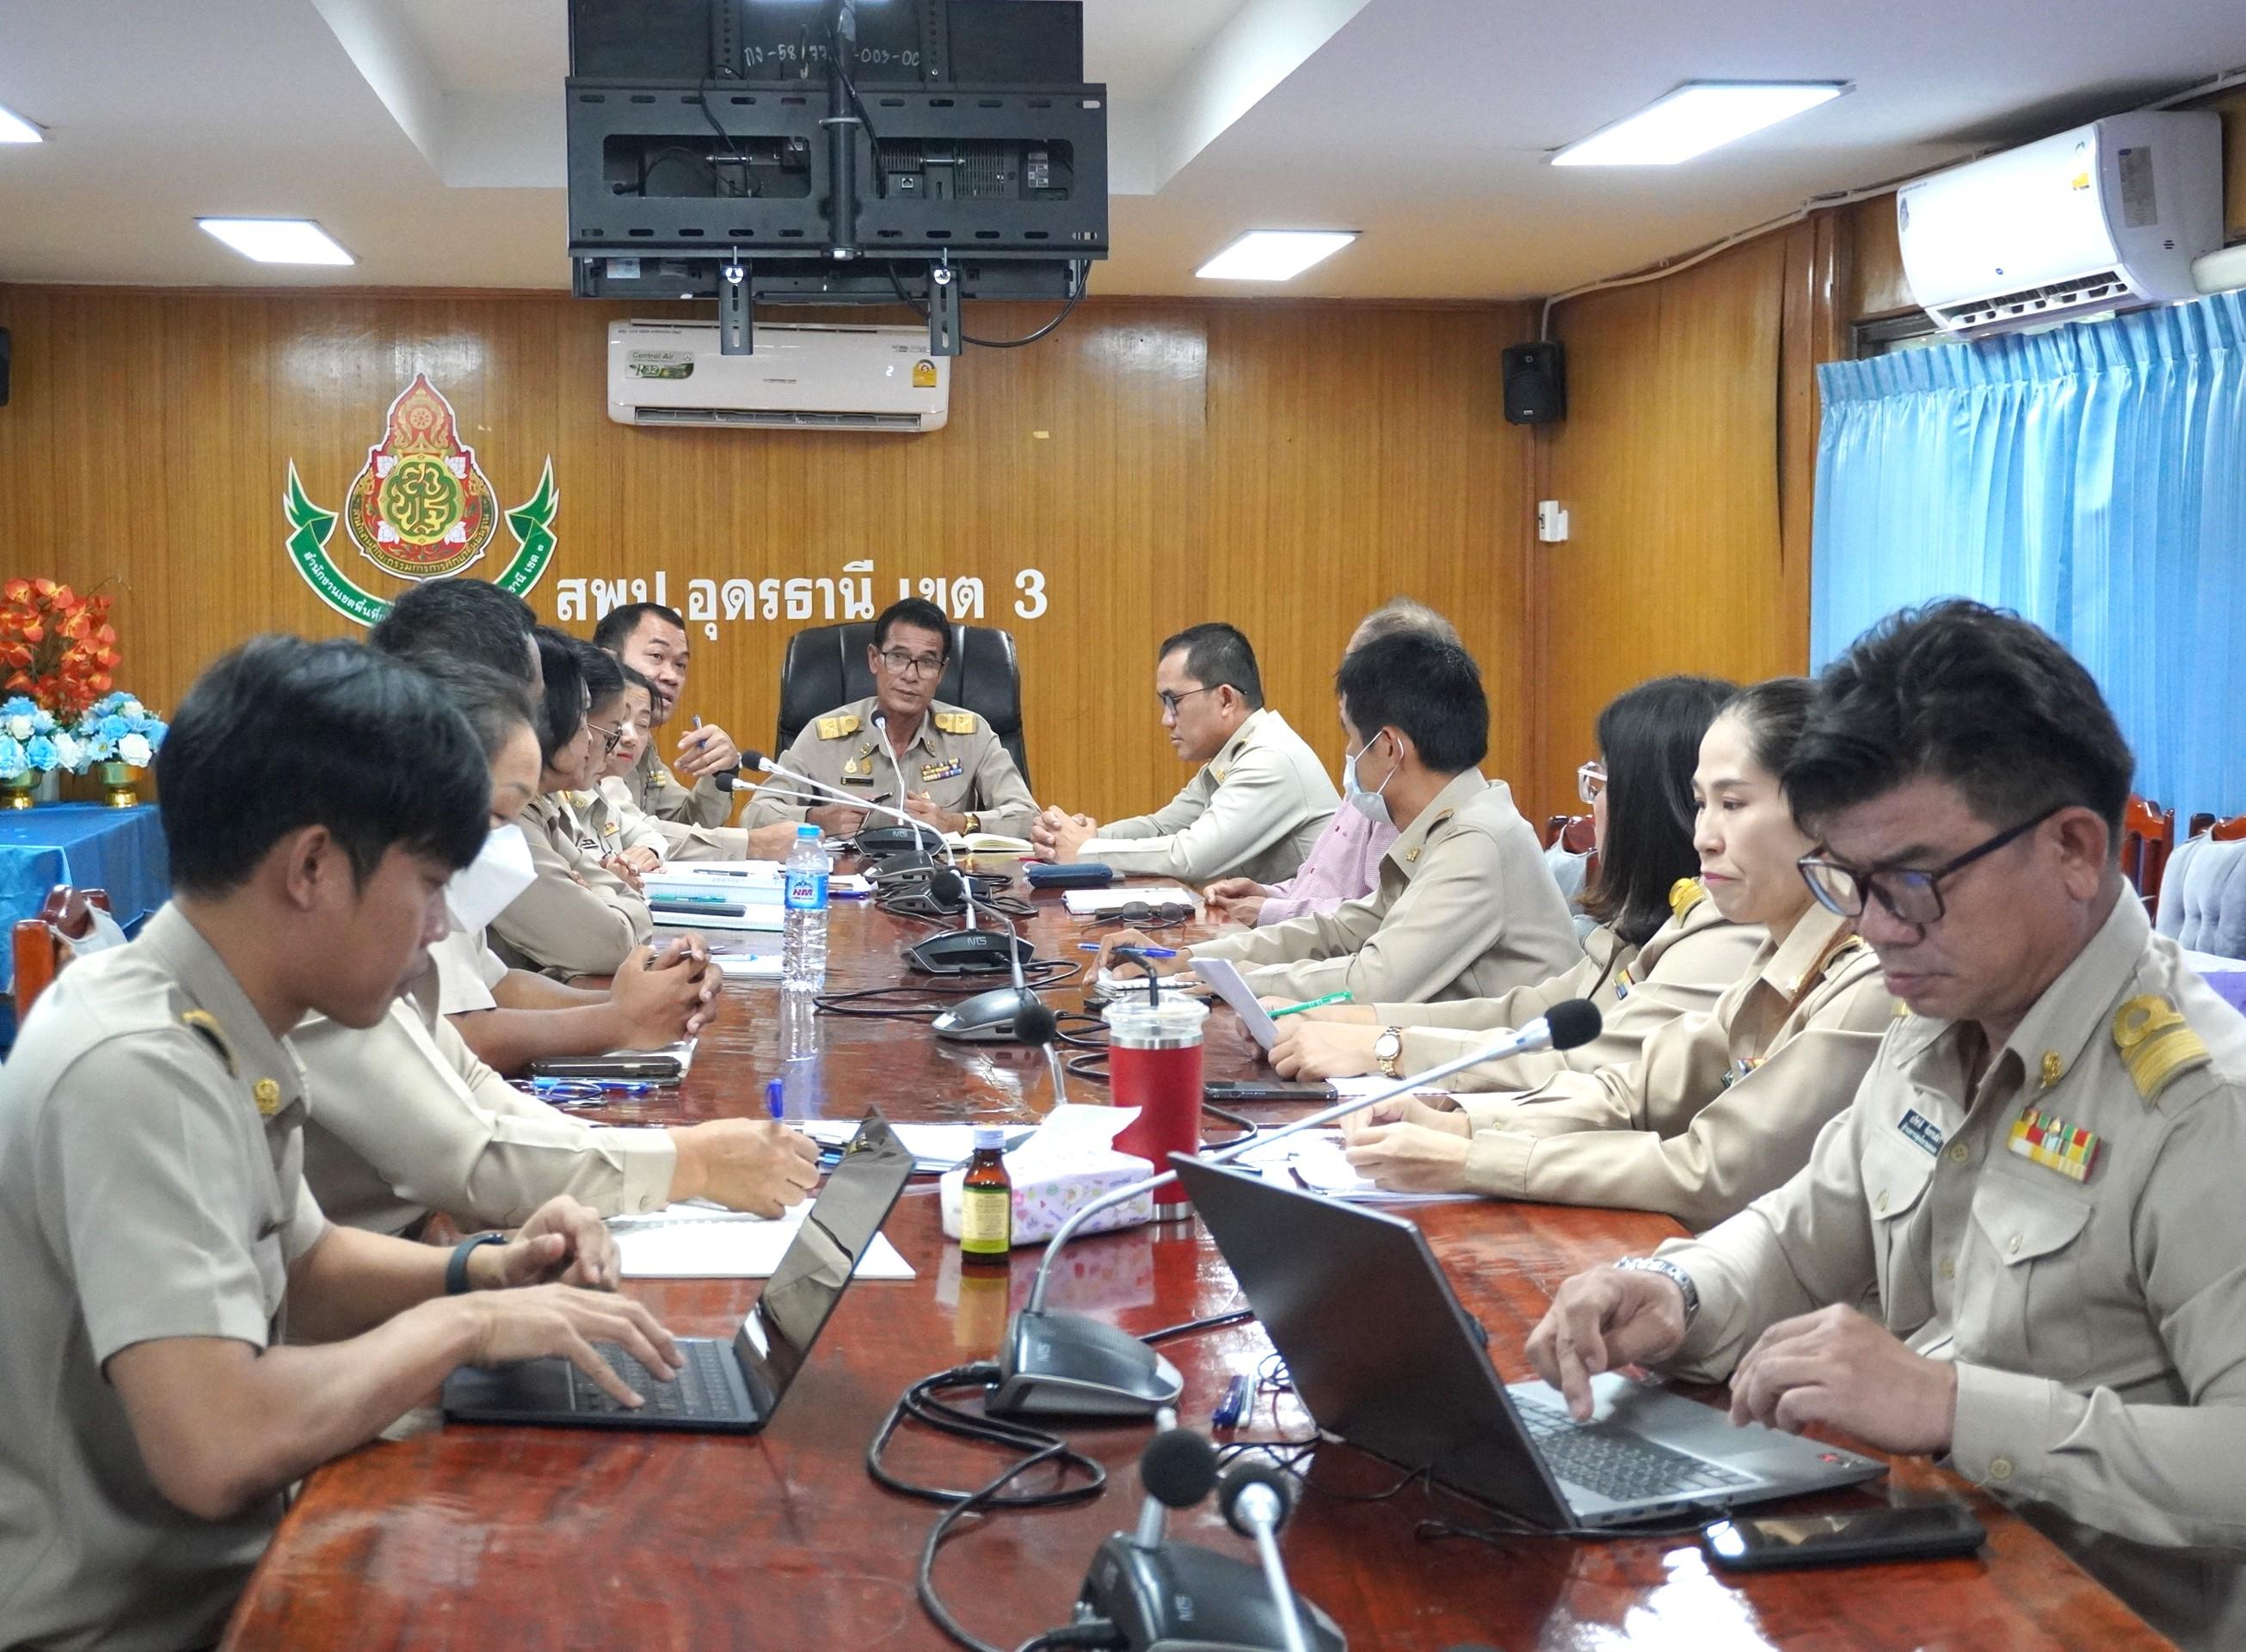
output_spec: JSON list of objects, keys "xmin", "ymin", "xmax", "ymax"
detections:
[
  {"xmin": 592, "ymin": 602, "xmax": 685, "ymax": 654},
  {"xmin": 403, "ymin": 656, "xmax": 538, "ymax": 765},
  {"xmin": 1583, "ymin": 674, "xmax": 1738, "ymax": 946},
  {"xmin": 367, "ymin": 580, "xmax": 537, "ymax": 685},
  {"xmin": 1722, "ymin": 677, "xmax": 1818, "ymax": 789},
  {"xmin": 574, "ymin": 637, "xmax": 626, "ymax": 715},
  {"xmin": 1334, "ymin": 632, "xmax": 1486, "ymax": 774},
  {"xmin": 158, "ymin": 636, "xmax": 487, "ymax": 896},
  {"xmin": 615, "ymin": 661, "xmax": 657, "ymax": 702},
  {"xmin": 874, "ymin": 598, "xmax": 953, "ymax": 659},
  {"xmin": 534, "ymin": 627, "xmax": 588, "ymax": 767},
  {"xmin": 1785, "ymin": 602, "xmax": 2133, "ymax": 847},
  {"xmin": 1159, "ymin": 623, "xmax": 1263, "ymax": 711}
]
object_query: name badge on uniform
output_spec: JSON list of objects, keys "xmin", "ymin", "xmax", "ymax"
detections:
[
  {"xmin": 2008, "ymin": 1105, "xmax": 2102, "ymax": 1182},
  {"xmin": 1718, "ymin": 1055, "xmax": 1765, "ymax": 1090},
  {"xmin": 1613, "ymin": 967, "xmax": 1634, "ymax": 1001},
  {"xmin": 1898, "ymin": 1108, "xmax": 1944, "ymax": 1157},
  {"xmin": 921, "ymin": 758, "xmax": 963, "ymax": 783}
]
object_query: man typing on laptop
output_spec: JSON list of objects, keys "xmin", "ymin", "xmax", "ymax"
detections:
[{"xmin": 1527, "ymin": 604, "xmax": 2246, "ymax": 1652}]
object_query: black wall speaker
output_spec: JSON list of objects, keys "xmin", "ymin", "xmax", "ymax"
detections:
[
  {"xmin": 0, "ymin": 327, "xmax": 10, "ymax": 408},
  {"xmin": 1502, "ymin": 340, "xmax": 1564, "ymax": 425}
]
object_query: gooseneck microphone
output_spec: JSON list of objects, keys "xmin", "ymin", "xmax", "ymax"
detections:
[
  {"xmin": 868, "ymin": 710, "xmax": 950, "ymax": 878},
  {"xmin": 986, "ymin": 999, "xmax": 1605, "ymax": 1419},
  {"xmin": 1134, "ymin": 1420, "xmax": 1221, "ymax": 1548},
  {"xmin": 925, "ymin": 869, "xmax": 1069, "ymax": 1090},
  {"xmin": 1220, "ymin": 1465, "xmax": 1309, "ymax": 1652}
]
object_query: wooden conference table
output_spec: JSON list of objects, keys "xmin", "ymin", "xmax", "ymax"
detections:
[{"xmin": 222, "ymin": 873, "xmax": 2169, "ymax": 1650}]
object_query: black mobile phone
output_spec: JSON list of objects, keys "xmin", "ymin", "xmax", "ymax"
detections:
[
  {"xmin": 1203, "ymin": 1080, "xmax": 1335, "ymax": 1102},
  {"xmin": 1702, "ymin": 1502, "xmax": 1986, "ymax": 1571}
]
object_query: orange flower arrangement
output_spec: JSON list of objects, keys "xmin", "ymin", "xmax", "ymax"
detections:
[{"xmin": 0, "ymin": 578, "xmax": 120, "ymax": 724}]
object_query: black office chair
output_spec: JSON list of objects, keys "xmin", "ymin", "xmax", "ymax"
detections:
[{"xmin": 776, "ymin": 623, "xmax": 1030, "ymax": 788}]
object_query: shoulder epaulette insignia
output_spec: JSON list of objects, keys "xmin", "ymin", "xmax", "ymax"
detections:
[
  {"xmin": 934, "ymin": 710, "xmax": 978, "ymax": 735},
  {"xmin": 1668, "ymin": 878, "xmax": 1708, "ymax": 922},
  {"xmin": 179, "ymin": 1009, "xmax": 237, "ymax": 1078},
  {"xmin": 816, "ymin": 715, "xmax": 861, "ymax": 740},
  {"xmin": 252, "ymin": 1078, "xmax": 283, "ymax": 1118},
  {"xmin": 2113, "ymin": 993, "xmax": 2210, "ymax": 1107}
]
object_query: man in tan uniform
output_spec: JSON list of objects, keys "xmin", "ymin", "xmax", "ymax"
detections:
[
  {"xmin": 595, "ymin": 601, "xmax": 749, "ymax": 855},
  {"xmin": 1270, "ymin": 877, "xmax": 1763, "ymax": 1086},
  {"xmin": 1101, "ymin": 632, "xmax": 1578, "ymax": 1004},
  {"xmin": 0, "ymin": 638, "xmax": 680, "ymax": 1650},
  {"xmin": 1035, "ymin": 622, "xmax": 1338, "ymax": 884},
  {"xmin": 743, "ymin": 597, "xmax": 1038, "ymax": 841},
  {"xmin": 1529, "ymin": 603, "xmax": 2246, "ymax": 1650}
]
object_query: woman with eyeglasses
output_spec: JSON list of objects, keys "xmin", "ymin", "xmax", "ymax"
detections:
[
  {"xmin": 1337, "ymin": 678, "xmax": 1896, "ymax": 1231},
  {"xmin": 489, "ymin": 630, "xmax": 660, "ymax": 982},
  {"xmin": 576, "ymin": 660, "xmax": 674, "ymax": 880},
  {"xmin": 1271, "ymin": 673, "xmax": 1761, "ymax": 1088}
]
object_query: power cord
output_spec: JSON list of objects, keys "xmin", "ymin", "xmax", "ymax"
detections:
[{"xmin": 885, "ymin": 259, "xmax": 1091, "ymax": 350}]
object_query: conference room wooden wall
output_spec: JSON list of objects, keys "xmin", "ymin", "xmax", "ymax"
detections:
[{"xmin": 0, "ymin": 286, "xmax": 1537, "ymax": 824}]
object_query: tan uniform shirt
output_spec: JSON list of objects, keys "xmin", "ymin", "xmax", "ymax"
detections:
[
  {"xmin": 578, "ymin": 779, "xmax": 671, "ymax": 859},
  {"xmin": 428, "ymin": 918, "xmax": 510, "ymax": 1016},
  {"xmin": 489, "ymin": 793, "xmax": 652, "ymax": 980},
  {"xmin": 632, "ymin": 736, "xmax": 734, "ymax": 828},
  {"xmin": 1656, "ymin": 894, "xmax": 2246, "ymax": 1643},
  {"xmin": 1379, "ymin": 881, "xmax": 1765, "ymax": 1089},
  {"xmin": 1191, "ymin": 771, "xmax": 1580, "ymax": 1005},
  {"xmin": 741, "ymin": 697, "xmax": 1039, "ymax": 839},
  {"xmin": 1455, "ymin": 902, "xmax": 1892, "ymax": 1230},
  {"xmin": 0, "ymin": 905, "xmax": 327, "ymax": 1651},
  {"xmin": 295, "ymin": 967, "xmax": 674, "ymax": 1236},
  {"xmin": 1085, "ymin": 708, "xmax": 1338, "ymax": 885}
]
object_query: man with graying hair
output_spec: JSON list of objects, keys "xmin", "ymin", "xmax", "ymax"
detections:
[
  {"xmin": 1527, "ymin": 599, "xmax": 2246, "ymax": 1652},
  {"xmin": 1204, "ymin": 598, "xmax": 1463, "ymax": 928}
]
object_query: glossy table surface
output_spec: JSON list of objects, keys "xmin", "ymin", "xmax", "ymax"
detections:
[{"xmin": 221, "ymin": 873, "xmax": 2169, "ymax": 1650}]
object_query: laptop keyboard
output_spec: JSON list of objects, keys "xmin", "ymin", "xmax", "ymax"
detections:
[
  {"xmin": 570, "ymin": 1339, "xmax": 742, "ymax": 1420},
  {"xmin": 1512, "ymin": 1391, "xmax": 1751, "ymax": 1504}
]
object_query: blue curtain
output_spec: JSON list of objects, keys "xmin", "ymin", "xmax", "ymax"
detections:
[{"xmin": 1812, "ymin": 290, "xmax": 2246, "ymax": 820}]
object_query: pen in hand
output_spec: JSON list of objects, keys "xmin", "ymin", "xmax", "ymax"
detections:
[{"xmin": 1269, "ymin": 992, "xmax": 1352, "ymax": 1021}]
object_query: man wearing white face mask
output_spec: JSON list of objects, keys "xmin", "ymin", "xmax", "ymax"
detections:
[
  {"xmin": 1098, "ymin": 632, "xmax": 1579, "ymax": 1005},
  {"xmin": 292, "ymin": 659, "xmax": 821, "ymax": 1237}
]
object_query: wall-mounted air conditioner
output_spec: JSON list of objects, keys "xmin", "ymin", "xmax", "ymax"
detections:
[
  {"xmin": 606, "ymin": 321, "xmax": 950, "ymax": 433},
  {"xmin": 1897, "ymin": 111, "xmax": 2222, "ymax": 339}
]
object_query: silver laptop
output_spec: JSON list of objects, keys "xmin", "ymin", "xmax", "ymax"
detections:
[
  {"xmin": 442, "ymin": 1110, "xmax": 912, "ymax": 1435},
  {"xmin": 1172, "ymin": 1157, "xmax": 1885, "ymax": 1528}
]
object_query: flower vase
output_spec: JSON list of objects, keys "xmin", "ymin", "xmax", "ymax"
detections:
[
  {"xmin": 3, "ymin": 771, "xmax": 58, "ymax": 808},
  {"xmin": 100, "ymin": 761, "xmax": 140, "ymax": 808}
]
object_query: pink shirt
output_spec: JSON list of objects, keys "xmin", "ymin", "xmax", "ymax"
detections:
[{"xmin": 1253, "ymin": 803, "xmax": 1399, "ymax": 925}]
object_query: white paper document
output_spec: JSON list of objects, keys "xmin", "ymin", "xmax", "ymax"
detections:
[
  {"xmin": 608, "ymin": 1203, "xmax": 915, "ymax": 1280},
  {"xmin": 1230, "ymin": 1127, "xmax": 1471, "ymax": 1204},
  {"xmin": 714, "ymin": 954, "xmax": 785, "ymax": 980},
  {"xmin": 1191, "ymin": 957, "xmax": 1280, "ymax": 1049},
  {"xmin": 1063, "ymin": 886, "xmax": 1200, "ymax": 917}
]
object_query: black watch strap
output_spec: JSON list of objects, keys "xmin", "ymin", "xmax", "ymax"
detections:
[{"xmin": 446, "ymin": 1233, "xmax": 508, "ymax": 1296}]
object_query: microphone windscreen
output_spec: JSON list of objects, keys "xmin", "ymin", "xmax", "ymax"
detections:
[
  {"xmin": 713, "ymin": 771, "xmax": 739, "ymax": 793},
  {"xmin": 739, "ymin": 750, "xmax": 772, "ymax": 773},
  {"xmin": 1542, "ymin": 998, "xmax": 1603, "ymax": 1052},
  {"xmin": 1012, "ymin": 998, "xmax": 1057, "ymax": 1047},
  {"xmin": 1139, "ymin": 1427, "xmax": 1220, "ymax": 1510},
  {"xmin": 1216, "ymin": 1463, "xmax": 1294, "ymax": 1536},
  {"xmin": 928, "ymin": 868, "xmax": 966, "ymax": 906}
]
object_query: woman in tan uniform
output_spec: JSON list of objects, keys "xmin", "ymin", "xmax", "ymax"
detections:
[
  {"xmin": 1340, "ymin": 678, "xmax": 1895, "ymax": 1231},
  {"xmin": 490, "ymin": 631, "xmax": 656, "ymax": 980},
  {"xmin": 1271, "ymin": 674, "xmax": 1762, "ymax": 1086}
]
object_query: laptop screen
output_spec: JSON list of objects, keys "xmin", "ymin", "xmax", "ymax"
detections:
[{"xmin": 732, "ymin": 1110, "xmax": 914, "ymax": 1409}]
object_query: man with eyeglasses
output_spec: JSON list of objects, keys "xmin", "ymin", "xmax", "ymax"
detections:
[
  {"xmin": 594, "ymin": 602, "xmax": 748, "ymax": 861},
  {"xmin": 1032, "ymin": 622, "xmax": 1337, "ymax": 884},
  {"xmin": 742, "ymin": 597, "xmax": 1037, "ymax": 841},
  {"xmin": 1527, "ymin": 601, "xmax": 2246, "ymax": 1651}
]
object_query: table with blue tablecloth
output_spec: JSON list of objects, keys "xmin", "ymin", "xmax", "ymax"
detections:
[{"xmin": 0, "ymin": 803, "xmax": 169, "ymax": 993}]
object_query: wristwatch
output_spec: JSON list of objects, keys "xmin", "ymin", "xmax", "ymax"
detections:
[
  {"xmin": 1374, "ymin": 1027, "xmax": 1405, "ymax": 1080},
  {"xmin": 1614, "ymin": 1255, "xmax": 1701, "ymax": 1329},
  {"xmin": 961, "ymin": 812, "xmax": 981, "ymax": 835}
]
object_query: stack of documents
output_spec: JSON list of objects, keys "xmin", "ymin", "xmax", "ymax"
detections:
[{"xmin": 1063, "ymin": 885, "xmax": 1199, "ymax": 917}]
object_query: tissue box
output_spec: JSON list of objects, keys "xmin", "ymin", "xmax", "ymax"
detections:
[{"xmin": 939, "ymin": 1147, "xmax": 1156, "ymax": 1247}]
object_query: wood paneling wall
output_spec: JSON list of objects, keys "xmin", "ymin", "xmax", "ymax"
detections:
[{"xmin": 0, "ymin": 287, "xmax": 1535, "ymax": 823}]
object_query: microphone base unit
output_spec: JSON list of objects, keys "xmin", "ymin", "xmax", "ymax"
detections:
[
  {"xmin": 1076, "ymin": 1534, "xmax": 1345, "ymax": 1652},
  {"xmin": 905, "ymin": 930, "xmax": 1033, "ymax": 976},
  {"xmin": 856, "ymin": 824, "xmax": 932, "ymax": 857},
  {"xmin": 988, "ymin": 1310, "xmax": 1184, "ymax": 1419}
]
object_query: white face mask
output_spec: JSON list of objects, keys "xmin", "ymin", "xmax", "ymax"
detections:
[
  {"xmin": 445, "ymin": 822, "xmax": 535, "ymax": 934},
  {"xmin": 1343, "ymin": 733, "xmax": 1399, "ymax": 829}
]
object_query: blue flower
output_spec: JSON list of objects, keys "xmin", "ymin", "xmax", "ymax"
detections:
[
  {"xmin": 0, "ymin": 736, "xmax": 22, "ymax": 780},
  {"xmin": 23, "ymin": 735, "xmax": 56, "ymax": 771},
  {"xmin": 98, "ymin": 714, "xmax": 128, "ymax": 741}
]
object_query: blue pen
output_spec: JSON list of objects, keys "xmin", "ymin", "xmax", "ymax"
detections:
[
  {"xmin": 766, "ymin": 1078, "xmax": 785, "ymax": 1121},
  {"xmin": 1080, "ymin": 943, "xmax": 1177, "ymax": 958}
]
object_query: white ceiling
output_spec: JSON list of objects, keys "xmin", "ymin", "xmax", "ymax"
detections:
[{"xmin": 0, "ymin": 0, "xmax": 2240, "ymax": 299}]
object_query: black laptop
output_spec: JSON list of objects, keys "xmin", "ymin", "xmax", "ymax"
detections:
[
  {"xmin": 443, "ymin": 1110, "xmax": 914, "ymax": 1434},
  {"xmin": 1172, "ymin": 1156, "xmax": 1884, "ymax": 1528}
]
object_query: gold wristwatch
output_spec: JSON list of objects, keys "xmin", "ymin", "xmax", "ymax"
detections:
[
  {"xmin": 961, "ymin": 812, "xmax": 981, "ymax": 835},
  {"xmin": 1374, "ymin": 1027, "xmax": 1405, "ymax": 1080}
]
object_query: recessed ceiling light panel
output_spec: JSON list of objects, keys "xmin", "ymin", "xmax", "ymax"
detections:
[
  {"xmin": 197, "ymin": 218, "xmax": 355, "ymax": 266},
  {"xmin": 0, "ymin": 102, "xmax": 41, "ymax": 144},
  {"xmin": 1551, "ymin": 81, "xmax": 1849, "ymax": 167},
  {"xmin": 1196, "ymin": 230, "xmax": 1359, "ymax": 282}
]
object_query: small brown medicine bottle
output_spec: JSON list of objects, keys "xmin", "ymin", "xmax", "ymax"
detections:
[{"xmin": 959, "ymin": 1127, "xmax": 1013, "ymax": 1262}]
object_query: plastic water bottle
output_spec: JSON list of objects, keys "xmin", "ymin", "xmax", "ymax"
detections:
[{"xmin": 781, "ymin": 824, "xmax": 830, "ymax": 991}]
